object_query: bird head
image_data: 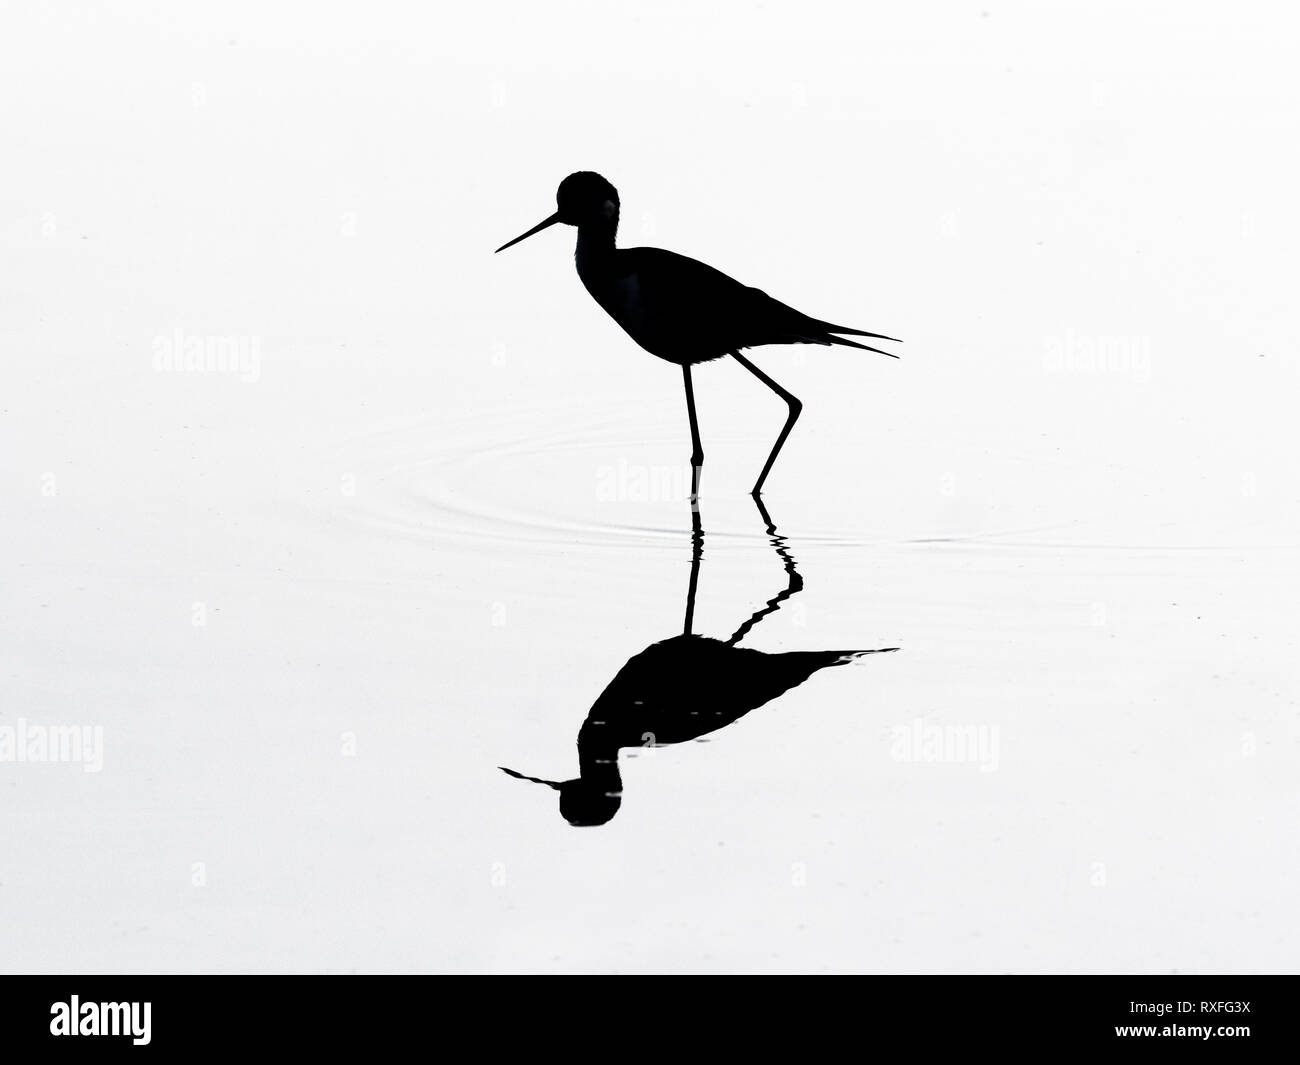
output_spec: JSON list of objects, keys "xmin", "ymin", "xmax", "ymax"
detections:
[
  {"xmin": 556, "ymin": 171, "xmax": 619, "ymax": 225},
  {"xmin": 499, "ymin": 766, "xmax": 623, "ymax": 826},
  {"xmin": 495, "ymin": 172, "xmax": 619, "ymax": 252}
]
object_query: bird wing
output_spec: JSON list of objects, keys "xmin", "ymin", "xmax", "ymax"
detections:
[{"xmin": 623, "ymin": 247, "xmax": 898, "ymax": 357}]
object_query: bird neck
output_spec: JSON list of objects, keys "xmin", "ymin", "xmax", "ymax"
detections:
[
  {"xmin": 577, "ymin": 748, "xmax": 623, "ymax": 791},
  {"xmin": 577, "ymin": 718, "xmax": 624, "ymax": 786},
  {"xmin": 575, "ymin": 218, "xmax": 618, "ymax": 267}
]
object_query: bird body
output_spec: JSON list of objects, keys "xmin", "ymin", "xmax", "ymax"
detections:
[
  {"xmin": 505, "ymin": 633, "xmax": 892, "ymax": 827},
  {"xmin": 581, "ymin": 634, "xmax": 871, "ymax": 749},
  {"xmin": 498, "ymin": 496, "xmax": 900, "ymax": 827},
  {"xmin": 579, "ymin": 244, "xmax": 894, "ymax": 367},
  {"xmin": 496, "ymin": 171, "xmax": 899, "ymax": 494}
]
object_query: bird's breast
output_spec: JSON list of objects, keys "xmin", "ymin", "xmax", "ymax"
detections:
[
  {"xmin": 586, "ymin": 269, "xmax": 647, "ymax": 338},
  {"xmin": 578, "ymin": 259, "xmax": 725, "ymax": 364}
]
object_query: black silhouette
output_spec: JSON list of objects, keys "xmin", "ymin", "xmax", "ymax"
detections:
[
  {"xmin": 496, "ymin": 172, "xmax": 900, "ymax": 496},
  {"xmin": 499, "ymin": 499, "xmax": 898, "ymax": 826}
]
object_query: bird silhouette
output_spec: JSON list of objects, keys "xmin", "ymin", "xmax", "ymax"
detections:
[
  {"xmin": 495, "ymin": 172, "xmax": 900, "ymax": 497},
  {"xmin": 499, "ymin": 498, "xmax": 898, "ymax": 826}
]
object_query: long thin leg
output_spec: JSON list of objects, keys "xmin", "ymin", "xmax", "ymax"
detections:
[
  {"xmin": 731, "ymin": 350, "xmax": 801, "ymax": 496},
  {"xmin": 683, "ymin": 498, "xmax": 703, "ymax": 636},
  {"xmin": 682, "ymin": 364, "xmax": 704, "ymax": 510},
  {"xmin": 726, "ymin": 495, "xmax": 803, "ymax": 646}
]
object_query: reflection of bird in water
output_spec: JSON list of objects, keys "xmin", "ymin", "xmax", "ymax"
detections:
[
  {"xmin": 500, "ymin": 499, "xmax": 898, "ymax": 826},
  {"xmin": 495, "ymin": 172, "xmax": 899, "ymax": 496}
]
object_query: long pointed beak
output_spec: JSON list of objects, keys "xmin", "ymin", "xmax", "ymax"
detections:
[
  {"xmin": 499, "ymin": 766, "xmax": 562, "ymax": 790},
  {"xmin": 495, "ymin": 212, "xmax": 561, "ymax": 253}
]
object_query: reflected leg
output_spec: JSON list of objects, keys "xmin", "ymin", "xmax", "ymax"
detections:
[
  {"xmin": 725, "ymin": 495, "xmax": 804, "ymax": 646},
  {"xmin": 683, "ymin": 495, "xmax": 704, "ymax": 636}
]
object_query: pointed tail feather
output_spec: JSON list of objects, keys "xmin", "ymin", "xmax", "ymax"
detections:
[
  {"xmin": 824, "ymin": 323, "xmax": 902, "ymax": 344},
  {"xmin": 828, "ymin": 335, "xmax": 900, "ymax": 357},
  {"xmin": 788, "ymin": 647, "xmax": 901, "ymax": 669},
  {"xmin": 834, "ymin": 647, "xmax": 900, "ymax": 663},
  {"xmin": 800, "ymin": 317, "xmax": 901, "ymax": 357}
]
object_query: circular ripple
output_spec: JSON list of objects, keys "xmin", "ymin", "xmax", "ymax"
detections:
[{"xmin": 310, "ymin": 397, "xmax": 1181, "ymax": 558}]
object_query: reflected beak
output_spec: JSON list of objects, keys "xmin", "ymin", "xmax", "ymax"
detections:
[
  {"xmin": 499, "ymin": 766, "xmax": 561, "ymax": 790},
  {"xmin": 494, "ymin": 212, "xmax": 561, "ymax": 253}
]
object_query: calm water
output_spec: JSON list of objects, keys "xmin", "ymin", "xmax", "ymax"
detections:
[{"xmin": 4, "ymin": 363, "xmax": 1295, "ymax": 972}]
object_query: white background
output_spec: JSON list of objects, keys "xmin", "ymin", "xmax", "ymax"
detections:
[{"xmin": 1, "ymin": 2, "xmax": 1297, "ymax": 973}]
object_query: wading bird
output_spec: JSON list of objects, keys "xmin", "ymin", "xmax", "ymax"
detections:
[
  {"xmin": 495, "ymin": 172, "xmax": 899, "ymax": 496},
  {"xmin": 499, "ymin": 498, "xmax": 898, "ymax": 826}
]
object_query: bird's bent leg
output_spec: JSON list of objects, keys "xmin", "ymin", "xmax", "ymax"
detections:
[
  {"xmin": 725, "ymin": 495, "xmax": 804, "ymax": 646},
  {"xmin": 731, "ymin": 351, "xmax": 802, "ymax": 496},
  {"xmin": 682, "ymin": 364, "xmax": 704, "ymax": 509}
]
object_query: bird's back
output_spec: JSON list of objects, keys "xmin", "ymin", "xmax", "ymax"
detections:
[
  {"xmin": 581, "ymin": 247, "xmax": 869, "ymax": 366},
  {"xmin": 578, "ymin": 634, "xmax": 861, "ymax": 749}
]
